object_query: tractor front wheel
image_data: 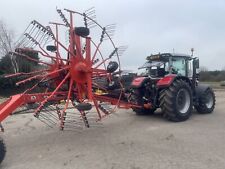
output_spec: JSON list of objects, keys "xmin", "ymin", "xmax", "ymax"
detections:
[
  {"xmin": 160, "ymin": 79, "xmax": 193, "ymax": 122},
  {"xmin": 195, "ymin": 88, "xmax": 215, "ymax": 114}
]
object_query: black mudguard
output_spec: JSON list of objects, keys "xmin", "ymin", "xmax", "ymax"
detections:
[{"xmin": 195, "ymin": 84, "xmax": 210, "ymax": 99}]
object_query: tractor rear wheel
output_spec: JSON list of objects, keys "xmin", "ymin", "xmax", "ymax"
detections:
[
  {"xmin": 160, "ymin": 79, "xmax": 193, "ymax": 122},
  {"xmin": 195, "ymin": 88, "xmax": 215, "ymax": 114},
  {"xmin": 0, "ymin": 137, "xmax": 6, "ymax": 164},
  {"xmin": 130, "ymin": 89, "xmax": 156, "ymax": 115}
]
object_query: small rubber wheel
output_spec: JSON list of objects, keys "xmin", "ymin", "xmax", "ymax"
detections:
[
  {"xmin": 107, "ymin": 61, "xmax": 118, "ymax": 73},
  {"xmin": 76, "ymin": 103, "xmax": 92, "ymax": 111},
  {"xmin": 0, "ymin": 137, "xmax": 6, "ymax": 164},
  {"xmin": 75, "ymin": 27, "xmax": 90, "ymax": 37},
  {"xmin": 46, "ymin": 45, "xmax": 57, "ymax": 52},
  {"xmin": 195, "ymin": 87, "xmax": 216, "ymax": 114}
]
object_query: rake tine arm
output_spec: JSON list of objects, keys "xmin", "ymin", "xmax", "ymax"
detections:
[
  {"xmin": 16, "ymin": 47, "xmax": 67, "ymax": 62},
  {"xmin": 16, "ymin": 74, "xmax": 43, "ymax": 86},
  {"xmin": 34, "ymin": 72, "xmax": 70, "ymax": 116},
  {"xmin": 16, "ymin": 66, "xmax": 69, "ymax": 86},
  {"xmin": 5, "ymin": 69, "xmax": 48, "ymax": 78},
  {"xmin": 91, "ymin": 41, "xmax": 102, "ymax": 63},
  {"xmin": 22, "ymin": 77, "xmax": 47, "ymax": 94},
  {"xmin": 10, "ymin": 51, "xmax": 51, "ymax": 66},
  {"xmin": 94, "ymin": 57, "xmax": 110, "ymax": 69},
  {"xmin": 60, "ymin": 79, "xmax": 73, "ymax": 129}
]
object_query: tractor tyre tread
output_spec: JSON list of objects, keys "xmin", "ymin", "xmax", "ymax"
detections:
[
  {"xmin": 160, "ymin": 79, "xmax": 193, "ymax": 122},
  {"xmin": 195, "ymin": 87, "xmax": 216, "ymax": 114}
]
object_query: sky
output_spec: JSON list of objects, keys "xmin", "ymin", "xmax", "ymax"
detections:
[{"xmin": 0, "ymin": 0, "xmax": 225, "ymax": 71}]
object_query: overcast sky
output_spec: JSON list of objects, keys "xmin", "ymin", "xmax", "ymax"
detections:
[{"xmin": 1, "ymin": 0, "xmax": 225, "ymax": 70}]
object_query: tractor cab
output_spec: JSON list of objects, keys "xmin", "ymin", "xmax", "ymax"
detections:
[{"xmin": 139, "ymin": 53, "xmax": 199, "ymax": 79}]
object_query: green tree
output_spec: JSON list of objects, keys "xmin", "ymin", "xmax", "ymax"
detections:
[
  {"xmin": 16, "ymin": 50, "xmax": 40, "ymax": 73},
  {"xmin": 0, "ymin": 20, "xmax": 18, "ymax": 73},
  {"xmin": 0, "ymin": 20, "xmax": 40, "ymax": 74}
]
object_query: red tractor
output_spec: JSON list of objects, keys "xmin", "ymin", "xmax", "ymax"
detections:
[{"xmin": 129, "ymin": 53, "xmax": 216, "ymax": 122}]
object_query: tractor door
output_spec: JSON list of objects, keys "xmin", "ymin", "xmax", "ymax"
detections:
[{"xmin": 171, "ymin": 57, "xmax": 188, "ymax": 76}]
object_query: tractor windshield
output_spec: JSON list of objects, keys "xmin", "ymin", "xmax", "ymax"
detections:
[
  {"xmin": 138, "ymin": 61, "xmax": 164, "ymax": 69},
  {"xmin": 138, "ymin": 61, "xmax": 168, "ymax": 77},
  {"xmin": 138, "ymin": 55, "xmax": 189, "ymax": 77}
]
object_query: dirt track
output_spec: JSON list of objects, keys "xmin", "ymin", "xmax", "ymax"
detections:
[{"xmin": 1, "ymin": 90, "xmax": 225, "ymax": 169}]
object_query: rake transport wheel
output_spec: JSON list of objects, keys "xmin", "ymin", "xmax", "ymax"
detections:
[
  {"xmin": 160, "ymin": 79, "xmax": 193, "ymax": 122},
  {"xmin": 195, "ymin": 87, "xmax": 215, "ymax": 114},
  {"xmin": 0, "ymin": 137, "xmax": 6, "ymax": 164},
  {"xmin": 130, "ymin": 89, "xmax": 156, "ymax": 115},
  {"xmin": 75, "ymin": 103, "xmax": 92, "ymax": 111}
]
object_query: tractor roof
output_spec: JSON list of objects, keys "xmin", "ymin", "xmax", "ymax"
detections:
[{"xmin": 146, "ymin": 53, "xmax": 192, "ymax": 62}]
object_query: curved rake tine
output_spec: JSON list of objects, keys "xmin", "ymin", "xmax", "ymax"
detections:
[
  {"xmin": 60, "ymin": 79, "xmax": 73, "ymax": 130},
  {"xmin": 56, "ymin": 9, "xmax": 70, "ymax": 27}
]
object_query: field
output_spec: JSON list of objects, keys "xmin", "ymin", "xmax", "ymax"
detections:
[{"xmin": 0, "ymin": 90, "xmax": 225, "ymax": 169}]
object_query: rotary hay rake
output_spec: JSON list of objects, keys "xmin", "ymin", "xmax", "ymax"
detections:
[{"xmin": 0, "ymin": 8, "xmax": 139, "ymax": 131}]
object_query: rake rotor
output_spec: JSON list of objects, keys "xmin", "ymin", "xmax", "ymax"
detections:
[{"xmin": 2, "ymin": 8, "xmax": 135, "ymax": 130}]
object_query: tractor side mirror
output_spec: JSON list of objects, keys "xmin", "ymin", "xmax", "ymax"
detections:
[{"xmin": 194, "ymin": 58, "xmax": 199, "ymax": 69}]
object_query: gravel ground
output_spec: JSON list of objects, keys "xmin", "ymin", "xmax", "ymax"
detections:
[{"xmin": 0, "ymin": 91, "xmax": 225, "ymax": 169}]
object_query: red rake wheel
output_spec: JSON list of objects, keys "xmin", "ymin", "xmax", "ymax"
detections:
[{"xmin": 7, "ymin": 8, "xmax": 127, "ymax": 130}]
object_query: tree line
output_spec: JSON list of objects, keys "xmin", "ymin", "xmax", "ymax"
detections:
[
  {"xmin": 0, "ymin": 20, "xmax": 41, "ymax": 95},
  {"xmin": 199, "ymin": 70, "xmax": 225, "ymax": 82}
]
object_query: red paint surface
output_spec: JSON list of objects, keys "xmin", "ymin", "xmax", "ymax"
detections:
[
  {"xmin": 131, "ymin": 77, "xmax": 146, "ymax": 86},
  {"xmin": 156, "ymin": 75, "xmax": 176, "ymax": 87}
]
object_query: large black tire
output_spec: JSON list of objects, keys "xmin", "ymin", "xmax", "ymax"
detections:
[
  {"xmin": 195, "ymin": 88, "xmax": 215, "ymax": 114},
  {"xmin": 130, "ymin": 89, "xmax": 156, "ymax": 115},
  {"xmin": 160, "ymin": 79, "xmax": 193, "ymax": 122},
  {"xmin": 0, "ymin": 137, "xmax": 6, "ymax": 164}
]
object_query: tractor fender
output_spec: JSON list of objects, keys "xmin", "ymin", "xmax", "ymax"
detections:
[
  {"xmin": 156, "ymin": 75, "xmax": 192, "ymax": 88},
  {"xmin": 195, "ymin": 84, "xmax": 210, "ymax": 99},
  {"xmin": 130, "ymin": 77, "xmax": 150, "ymax": 88},
  {"xmin": 156, "ymin": 74, "xmax": 177, "ymax": 88}
]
